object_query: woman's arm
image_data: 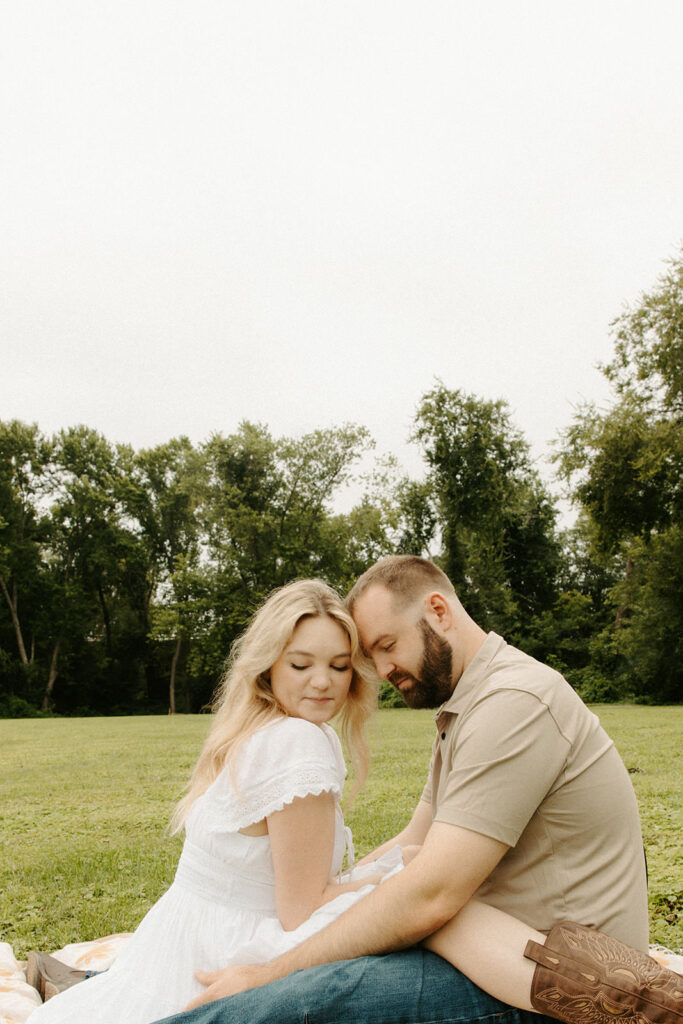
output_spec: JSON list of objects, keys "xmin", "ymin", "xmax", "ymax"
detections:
[{"xmin": 268, "ymin": 792, "xmax": 381, "ymax": 931}]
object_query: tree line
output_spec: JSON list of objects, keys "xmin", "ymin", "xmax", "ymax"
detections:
[{"xmin": 1, "ymin": 251, "xmax": 681, "ymax": 715}]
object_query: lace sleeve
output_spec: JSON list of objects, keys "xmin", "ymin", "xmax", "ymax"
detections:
[{"xmin": 214, "ymin": 718, "xmax": 344, "ymax": 831}]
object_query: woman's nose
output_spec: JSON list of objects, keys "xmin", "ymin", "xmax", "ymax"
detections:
[{"xmin": 310, "ymin": 669, "xmax": 330, "ymax": 690}]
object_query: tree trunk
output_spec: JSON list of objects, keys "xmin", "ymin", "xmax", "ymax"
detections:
[
  {"xmin": 169, "ymin": 633, "xmax": 182, "ymax": 715},
  {"xmin": 0, "ymin": 575, "xmax": 29, "ymax": 664},
  {"xmin": 42, "ymin": 638, "xmax": 61, "ymax": 710},
  {"xmin": 98, "ymin": 584, "xmax": 113, "ymax": 657},
  {"xmin": 615, "ymin": 555, "xmax": 635, "ymax": 630}
]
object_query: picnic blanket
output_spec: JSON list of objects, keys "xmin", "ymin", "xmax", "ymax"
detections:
[
  {"xmin": 2, "ymin": 935, "xmax": 682, "ymax": 1024},
  {"xmin": 0, "ymin": 935, "xmax": 131, "ymax": 1023}
]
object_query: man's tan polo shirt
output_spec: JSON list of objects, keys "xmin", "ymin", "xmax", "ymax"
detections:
[{"xmin": 421, "ymin": 632, "xmax": 649, "ymax": 949}]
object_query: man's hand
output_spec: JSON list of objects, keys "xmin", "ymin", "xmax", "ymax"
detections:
[{"xmin": 184, "ymin": 964, "xmax": 275, "ymax": 1010}]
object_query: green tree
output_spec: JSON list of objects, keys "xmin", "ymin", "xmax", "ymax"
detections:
[
  {"xmin": 413, "ymin": 385, "xmax": 561, "ymax": 639},
  {"xmin": 557, "ymin": 250, "xmax": 683, "ymax": 701},
  {"xmin": 611, "ymin": 526, "xmax": 683, "ymax": 701},
  {"xmin": 189, "ymin": 421, "xmax": 374, "ymax": 698},
  {"xmin": 148, "ymin": 555, "xmax": 216, "ymax": 713},
  {"xmin": 0, "ymin": 421, "xmax": 49, "ymax": 670},
  {"xmin": 44, "ymin": 426, "xmax": 146, "ymax": 711},
  {"xmin": 129, "ymin": 437, "xmax": 206, "ymax": 712},
  {"xmin": 394, "ymin": 479, "xmax": 438, "ymax": 556},
  {"xmin": 0, "ymin": 421, "xmax": 54, "ymax": 712},
  {"xmin": 322, "ymin": 457, "xmax": 438, "ymax": 591}
]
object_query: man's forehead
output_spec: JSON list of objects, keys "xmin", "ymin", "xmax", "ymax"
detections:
[
  {"xmin": 352, "ymin": 583, "xmax": 397, "ymax": 619},
  {"xmin": 352, "ymin": 584, "xmax": 415, "ymax": 645}
]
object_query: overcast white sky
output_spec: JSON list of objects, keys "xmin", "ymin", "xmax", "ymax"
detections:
[{"xmin": 2, "ymin": 1, "xmax": 682, "ymax": 510}]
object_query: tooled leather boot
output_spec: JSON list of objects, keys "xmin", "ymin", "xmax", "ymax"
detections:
[{"xmin": 524, "ymin": 921, "xmax": 683, "ymax": 1024}]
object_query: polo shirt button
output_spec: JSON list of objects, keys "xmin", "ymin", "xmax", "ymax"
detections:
[{"xmin": 441, "ymin": 732, "xmax": 446, "ymax": 740}]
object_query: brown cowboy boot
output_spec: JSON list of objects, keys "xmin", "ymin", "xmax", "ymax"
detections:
[
  {"xmin": 25, "ymin": 951, "xmax": 92, "ymax": 1001},
  {"xmin": 524, "ymin": 920, "xmax": 683, "ymax": 1024}
]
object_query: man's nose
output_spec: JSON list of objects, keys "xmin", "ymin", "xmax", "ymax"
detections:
[{"xmin": 373, "ymin": 654, "xmax": 394, "ymax": 680}]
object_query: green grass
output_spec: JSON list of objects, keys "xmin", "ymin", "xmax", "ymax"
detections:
[
  {"xmin": 1, "ymin": 707, "xmax": 680, "ymax": 958},
  {"xmin": 589, "ymin": 706, "xmax": 682, "ymax": 951}
]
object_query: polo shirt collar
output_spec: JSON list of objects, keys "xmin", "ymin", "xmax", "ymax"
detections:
[{"xmin": 436, "ymin": 631, "xmax": 505, "ymax": 718}]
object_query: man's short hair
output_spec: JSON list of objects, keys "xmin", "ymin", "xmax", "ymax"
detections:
[{"xmin": 346, "ymin": 555, "xmax": 456, "ymax": 613}]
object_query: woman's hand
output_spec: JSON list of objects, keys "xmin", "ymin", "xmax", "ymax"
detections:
[
  {"xmin": 325, "ymin": 871, "xmax": 383, "ymax": 897},
  {"xmin": 359, "ymin": 872, "xmax": 384, "ymax": 887},
  {"xmin": 185, "ymin": 964, "xmax": 272, "ymax": 1009},
  {"xmin": 401, "ymin": 843, "xmax": 422, "ymax": 865}
]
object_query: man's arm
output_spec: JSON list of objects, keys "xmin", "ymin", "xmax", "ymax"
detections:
[
  {"xmin": 187, "ymin": 819, "xmax": 508, "ymax": 1008},
  {"xmin": 354, "ymin": 798, "xmax": 433, "ymax": 866}
]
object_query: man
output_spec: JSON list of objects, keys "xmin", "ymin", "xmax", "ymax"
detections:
[{"xmin": 156, "ymin": 556, "xmax": 678, "ymax": 1024}]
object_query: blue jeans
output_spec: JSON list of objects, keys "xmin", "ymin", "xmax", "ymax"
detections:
[{"xmin": 153, "ymin": 949, "xmax": 552, "ymax": 1024}]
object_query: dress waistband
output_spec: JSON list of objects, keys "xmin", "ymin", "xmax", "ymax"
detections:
[{"xmin": 174, "ymin": 840, "xmax": 277, "ymax": 912}]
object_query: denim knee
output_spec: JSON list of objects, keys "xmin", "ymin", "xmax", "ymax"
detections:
[{"xmin": 154, "ymin": 950, "xmax": 550, "ymax": 1024}]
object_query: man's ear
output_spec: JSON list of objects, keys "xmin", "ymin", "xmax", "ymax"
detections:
[{"xmin": 424, "ymin": 591, "xmax": 453, "ymax": 632}]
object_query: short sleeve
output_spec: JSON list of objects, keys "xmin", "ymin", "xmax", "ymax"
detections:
[
  {"xmin": 214, "ymin": 718, "xmax": 343, "ymax": 830},
  {"xmin": 433, "ymin": 689, "xmax": 570, "ymax": 847},
  {"xmin": 420, "ymin": 732, "xmax": 440, "ymax": 805}
]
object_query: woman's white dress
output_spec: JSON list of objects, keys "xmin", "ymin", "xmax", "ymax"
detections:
[{"xmin": 28, "ymin": 717, "xmax": 401, "ymax": 1024}]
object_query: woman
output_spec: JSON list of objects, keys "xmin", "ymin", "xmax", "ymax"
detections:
[{"xmin": 28, "ymin": 579, "xmax": 395, "ymax": 1024}]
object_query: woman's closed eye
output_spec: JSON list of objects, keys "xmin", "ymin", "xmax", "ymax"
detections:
[{"xmin": 291, "ymin": 662, "xmax": 349, "ymax": 672}]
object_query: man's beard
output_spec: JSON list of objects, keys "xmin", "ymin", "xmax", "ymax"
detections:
[{"xmin": 388, "ymin": 619, "xmax": 453, "ymax": 709}]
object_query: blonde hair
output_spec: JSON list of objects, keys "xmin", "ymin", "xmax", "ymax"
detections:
[{"xmin": 171, "ymin": 579, "xmax": 377, "ymax": 833}]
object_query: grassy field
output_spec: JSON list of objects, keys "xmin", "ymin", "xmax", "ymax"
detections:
[{"xmin": 1, "ymin": 706, "xmax": 681, "ymax": 959}]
